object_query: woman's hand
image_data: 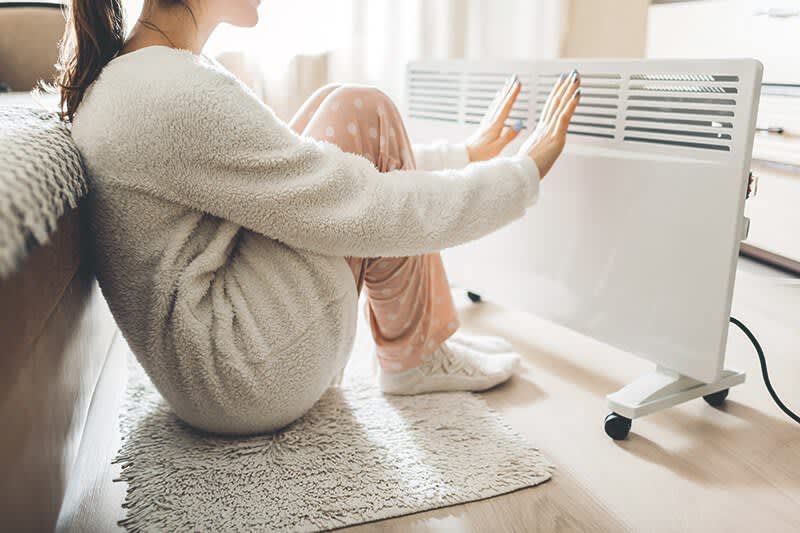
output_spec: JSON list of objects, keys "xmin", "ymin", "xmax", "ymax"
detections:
[
  {"xmin": 518, "ymin": 70, "xmax": 581, "ymax": 179},
  {"xmin": 465, "ymin": 75, "xmax": 524, "ymax": 162}
]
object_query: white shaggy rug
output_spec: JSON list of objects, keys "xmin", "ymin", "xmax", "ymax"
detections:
[{"xmin": 115, "ymin": 319, "xmax": 553, "ymax": 532}]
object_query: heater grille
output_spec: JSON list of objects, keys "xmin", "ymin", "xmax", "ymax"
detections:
[
  {"xmin": 406, "ymin": 63, "xmax": 745, "ymax": 155},
  {"xmin": 622, "ymin": 72, "xmax": 740, "ymax": 152},
  {"xmin": 407, "ymin": 69, "xmax": 461, "ymax": 123},
  {"xmin": 407, "ymin": 67, "xmax": 534, "ymax": 130}
]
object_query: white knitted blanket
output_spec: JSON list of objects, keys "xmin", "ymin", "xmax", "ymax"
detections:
[{"xmin": 0, "ymin": 106, "xmax": 86, "ymax": 278}]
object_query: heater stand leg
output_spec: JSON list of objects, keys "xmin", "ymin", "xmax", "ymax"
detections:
[
  {"xmin": 604, "ymin": 366, "xmax": 745, "ymax": 440},
  {"xmin": 466, "ymin": 291, "xmax": 482, "ymax": 303}
]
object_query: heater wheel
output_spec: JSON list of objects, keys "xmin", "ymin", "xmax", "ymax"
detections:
[
  {"xmin": 703, "ymin": 388, "xmax": 729, "ymax": 407},
  {"xmin": 604, "ymin": 412, "xmax": 632, "ymax": 440},
  {"xmin": 466, "ymin": 291, "xmax": 482, "ymax": 303}
]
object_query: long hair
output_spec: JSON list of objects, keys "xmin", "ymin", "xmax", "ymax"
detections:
[
  {"xmin": 56, "ymin": 0, "xmax": 194, "ymax": 122},
  {"xmin": 56, "ymin": 0, "xmax": 125, "ymax": 122}
]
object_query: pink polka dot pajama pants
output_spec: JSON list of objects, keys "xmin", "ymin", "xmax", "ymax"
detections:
[{"xmin": 289, "ymin": 84, "xmax": 460, "ymax": 372}]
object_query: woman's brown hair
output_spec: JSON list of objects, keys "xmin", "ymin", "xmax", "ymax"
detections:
[
  {"xmin": 56, "ymin": 0, "xmax": 194, "ymax": 122},
  {"xmin": 56, "ymin": 0, "xmax": 126, "ymax": 122}
]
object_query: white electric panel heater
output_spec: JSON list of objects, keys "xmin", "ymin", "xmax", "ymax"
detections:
[{"xmin": 405, "ymin": 59, "xmax": 763, "ymax": 431}]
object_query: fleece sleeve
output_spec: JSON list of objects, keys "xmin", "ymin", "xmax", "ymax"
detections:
[
  {"xmin": 134, "ymin": 70, "xmax": 540, "ymax": 258},
  {"xmin": 412, "ymin": 141, "xmax": 472, "ymax": 171}
]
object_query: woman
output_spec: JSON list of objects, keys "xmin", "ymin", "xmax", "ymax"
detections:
[{"xmin": 62, "ymin": 0, "xmax": 580, "ymax": 435}]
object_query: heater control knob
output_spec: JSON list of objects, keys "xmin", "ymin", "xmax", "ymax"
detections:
[
  {"xmin": 746, "ymin": 172, "xmax": 759, "ymax": 199},
  {"xmin": 741, "ymin": 217, "xmax": 751, "ymax": 241}
]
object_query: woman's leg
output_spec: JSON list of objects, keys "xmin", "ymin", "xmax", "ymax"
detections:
[
  {"xmin": 288, "ymin": 83, "xmax": 341, "ymax": 134},
  {"xmin": 299, "ymin": 85, "xmax": 519, "ymax": 394}
]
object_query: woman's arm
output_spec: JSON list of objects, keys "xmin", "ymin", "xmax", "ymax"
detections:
[
  {"xmin": 126, "ymin": 66, "xmax": 575, "ymax": 259},
  {"xmin": 412, "ymin": 141, "xmax": 471, "ymax": 171},
  {"xmin": 140, "ymin": 84, "xmax": 539, "ymax": 257}
]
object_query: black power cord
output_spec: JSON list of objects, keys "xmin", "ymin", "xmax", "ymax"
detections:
[{"xmin": 729, "ymin": 316, "xmax": 800, "ymax": 425}]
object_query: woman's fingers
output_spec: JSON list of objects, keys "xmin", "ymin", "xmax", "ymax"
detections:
[
  {"xmin": 546, "ymin": 71, "xmax": 581, "ymax": 132},
  {"xmin": 467, "ymin": 75, "xmax": 523, "ymax": 161},
  {"xmin": 484, "ymin": 76, "xmax": 521, "ymax": 133},
  {"xmin": 559, "ymin": 71, "xmax": 581, "ymax": 112},
  {"xmin": 543, "ymin": 69, "xmax": 580, "ymax": 127},
  {"xmin": 542, "ymin": 72, "xmax": 572, "ymax": 125},
  {"xmin": 547, "ymin": 70, "xmax": 579, "ymax": 126},
  {"xmin": 517, "ymin": 71, "xmax": 581, "ymax": 179},
  {"xmin": 540, "ymin": 73, "xmax": 568, "ymax": 126},
  {"xmin": 481, "ymin": 75, "xmax": 515, "ymax": 128},
  {"xmin": 498, "ymin": 124, "xmax": 521, "ymax": 145},
  {"xmin": 483, "ymin": 125, "xmax": 521, "ymax": 159},
  {"xmin": 555, "ymin": 89, "xmax": 581, "ymax": 137},
  {"xmin": 467, "ymin": 71, "xmax": 577, "ymax": 162},
  {"xmin": 490, "ymin": 77, "xmax": 522, "ymax": 131},
  {"xmin": 480, "ymin": 84, "xmax": 506, "ymax": 128}
]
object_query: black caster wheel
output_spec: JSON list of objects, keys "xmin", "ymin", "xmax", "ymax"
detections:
[
  {"xmin": 604, "ymin": 412, "xmax": 632, "ymax": 440},
  {"xmin": 703, "ymin": 388, "xmax": 729, "ymax": 407},
  {"xmin": 466, "ymin": 291, "xmax": 482, "ymax": 303}
]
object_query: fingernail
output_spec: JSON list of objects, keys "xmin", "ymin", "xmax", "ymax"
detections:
[
  {"xmin": 559, "ymin": 73, "xmax": 567, "ymax": 81},
  {"xmin": 573, "ymin": 89, "xmax": 581, "ymax": 99},
  {"xmin": 513, "ymin": 119, "xmax": 524, "ymax": 132}
]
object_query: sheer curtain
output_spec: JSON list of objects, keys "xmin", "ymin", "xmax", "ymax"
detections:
[
  {"xmin": 125, "ymin": 0, "xmax": 567, "ymax": 120},
  {"xmin": 333, "ymin": 0, "xmax": 567, "ymax": 104}
]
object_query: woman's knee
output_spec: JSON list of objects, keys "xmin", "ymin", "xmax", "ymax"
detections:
[
  {"xmin": 327, "ymin": 84, "xmax": 398, "ymax": 117},
  {"xmin": 290, "ymin": 83, "xmax": 344, "ymax": 134},
  {"xmin": 303, "ymin": 83, "xmax": 414, "ymax": 170},
  {"xmin": 313, "ymin": 83, "xmax": 343, "ymax": 101}
]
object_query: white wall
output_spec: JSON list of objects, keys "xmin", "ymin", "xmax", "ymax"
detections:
[{"xmin": 561, "ymin": 0, "xmax": 650, "ymax": 58}]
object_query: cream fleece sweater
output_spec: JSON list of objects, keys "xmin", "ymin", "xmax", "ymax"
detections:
[{"xmin": 71, "ymin": 46, "xmax": 540, "ymax": 434}]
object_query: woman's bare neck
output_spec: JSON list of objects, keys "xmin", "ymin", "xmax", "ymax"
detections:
[{"xmin": 121, "ymin": 6, "xmax": 216, "ymax": 56}]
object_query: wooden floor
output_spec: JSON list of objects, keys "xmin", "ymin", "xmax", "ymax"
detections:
[
  {"xmin": 346, "ymin": 259, "xmax": 800, "ymax": 533},
  {"xmin": 60, "ymin": 259, "xmax": 800, "ymax": 532}
]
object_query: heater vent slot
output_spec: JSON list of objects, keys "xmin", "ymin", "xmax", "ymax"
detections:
[
  {"xmin": 629, "ymin": 84, "xmax": 737, "ymax": 94},
  {"xmin": 624, "ymin": 126, "xmax": 732, "ymax": 140},
  {"xmin": 626, "ymin": 106, "xmax": 734, "ymax": 117},
  {"xmin": 628, "ymin": 95, "xmax": 736, "ymax": 105},
  {"xmin": 630, "ymin": 73, "xmax": 739, "ymax": 82},
  {"xmin": 622, "ymin": 137, "xmax": 731, "ymax": 152},
  {"xmin": 568, "ymin": 131, "xmax": 616, "ymax": 139},
  {"xmin": 626, "ymin": 116, "xmax": 733, "ymax": 129},
  {"xmin": 622, "ymin": 72, "xmax": 740, "ymax": 153}
]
